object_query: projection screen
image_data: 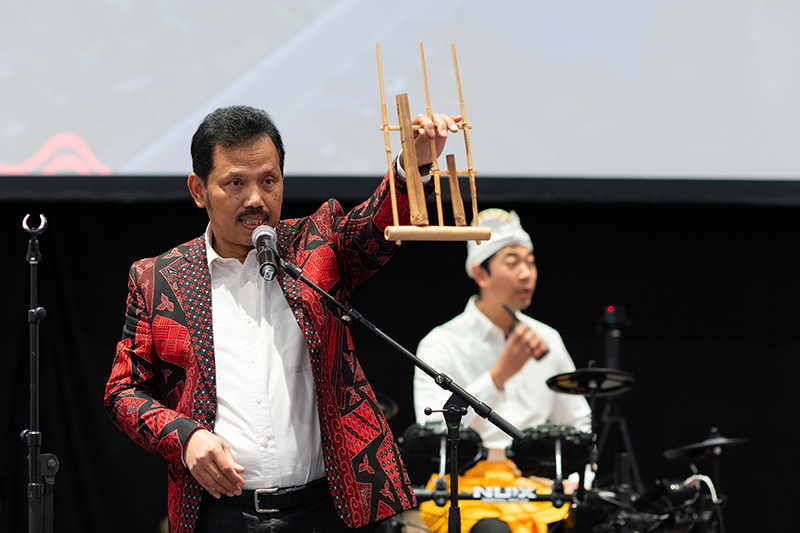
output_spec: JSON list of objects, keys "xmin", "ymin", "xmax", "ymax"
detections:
[{"xmin": 1, "ymin": 0, "xmax": 799, "ymax": 184}]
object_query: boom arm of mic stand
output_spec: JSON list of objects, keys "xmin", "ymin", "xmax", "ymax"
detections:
[
  {"xmin": 279, "ymin": 257, "xmax": 523, "ymax": 533},
  {"xmin": 279, "ymin": 258, "xmax": 524, "ymax": 443}
]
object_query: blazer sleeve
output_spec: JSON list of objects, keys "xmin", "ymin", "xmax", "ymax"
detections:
[
  {"xmin": 104, "ymin": 261, "xmax": 201, "ymax": 466},
  {"xmin": 331, "ymin": 160, "xmax": 432, "ymax": 290}
]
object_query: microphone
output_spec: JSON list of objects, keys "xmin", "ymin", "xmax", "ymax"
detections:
[{"xmin": 251, "ymin": 225, "xmax": 279, "ymax": 281}]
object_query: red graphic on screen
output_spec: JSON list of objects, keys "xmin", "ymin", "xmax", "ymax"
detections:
[{"xmin": 0, "ymin": 133, "xmax": 111, "ymax": 175}]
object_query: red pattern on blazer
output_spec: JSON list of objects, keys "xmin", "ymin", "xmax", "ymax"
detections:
[{"xmin": 105, "ymin": 168, "xmax": 423, "ymax": 532}]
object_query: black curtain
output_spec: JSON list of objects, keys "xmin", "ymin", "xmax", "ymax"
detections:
[{"xmin": 2, "ymin": 195, "xmax": 797, "ymax": 532}]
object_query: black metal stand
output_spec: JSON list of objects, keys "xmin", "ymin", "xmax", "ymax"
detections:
[
  {"xmin": 578, "ymin": 371, "xmax": 600, "ymax": 505},
  {"xmin": 441, "ymin": 395, "xmax": 469, "ymax": 533},
  {"xmin": 594, "ymin": 305, "xmax": 644, "ymax": 496},
  {"xmin": 20, "ymin": 214, "xmax": 59, "ymax": 533},
  {"xmin": 277, "ymin": 257, "xmax": 524, "ymax": 533}
]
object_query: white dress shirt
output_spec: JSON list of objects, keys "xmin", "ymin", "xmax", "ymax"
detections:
[
  {"xmin": 205, "ymin": 225, "xmax": 326, "ymax": 489},
  {"xmin": 413, "ymin": 296, "xmax": 592, "ymax": 450}
]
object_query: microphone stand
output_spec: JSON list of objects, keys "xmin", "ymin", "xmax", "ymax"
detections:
[
  {"xmin": 277, "ymin": 257, "xmax": 524, "ymax": 533},
  {"xmin": 426, "ymin": 394, "xmax": 471, "ymax": 533},
  {"xmin": 20, "ymin": 214, "xmax": 59, "ymax": 533}
]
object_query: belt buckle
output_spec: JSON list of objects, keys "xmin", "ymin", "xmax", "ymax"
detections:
[{"xmin": 254, "ymin": 487, "xmax": 279, "ymax": 513}]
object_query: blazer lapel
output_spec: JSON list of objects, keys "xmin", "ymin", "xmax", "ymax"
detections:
[{"xmin": 167, "ymin": 237, "xmax": 217, "ymax": 427}]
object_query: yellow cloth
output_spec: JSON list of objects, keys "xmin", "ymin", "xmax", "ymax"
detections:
[{"xmin": 419, "ymin": 461, "xmax": 569, "ymax": 532}]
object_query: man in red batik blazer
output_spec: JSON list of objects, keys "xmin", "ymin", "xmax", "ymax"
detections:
[{"xmin": 104, "ymin": 105, "xmax": 461, "ymax": 533}]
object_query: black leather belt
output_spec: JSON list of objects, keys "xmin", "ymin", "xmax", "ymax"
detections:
[{"xmin": 217, "ymin": 477, "xmax": 330, "ymax": 514}]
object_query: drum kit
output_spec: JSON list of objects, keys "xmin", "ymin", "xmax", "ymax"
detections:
[{"xmin": 395, "ymin": 365, "xmax": 748, "ymax": 533}]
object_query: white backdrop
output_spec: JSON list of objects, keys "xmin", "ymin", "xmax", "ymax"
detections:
[{"xmin": 1, "ymin": 0, "xmax": 799, "ymax": 179}]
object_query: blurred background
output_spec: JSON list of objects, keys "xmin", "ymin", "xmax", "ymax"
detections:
[{"xmin": 2, "ymin": 1, "xmax": 798, "ymax": 531}]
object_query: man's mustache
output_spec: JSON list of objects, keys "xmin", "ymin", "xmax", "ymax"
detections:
[{"xmin": 237, "ymin": 208, "xmax": 270, "ymax": 221}]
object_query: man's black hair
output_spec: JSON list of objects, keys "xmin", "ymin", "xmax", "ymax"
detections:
[{"xmin": 190, "ymin": 105, "xmax": 285, "ymax": 184}]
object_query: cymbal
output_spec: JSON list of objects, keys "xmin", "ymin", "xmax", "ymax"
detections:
[
  {"xmin": 546, "ymin": 367, "xmax": 636, "ymax": 397},
  {"xmin": 663, "ymin": 428, "xmax": 749, "ymax": 461}
]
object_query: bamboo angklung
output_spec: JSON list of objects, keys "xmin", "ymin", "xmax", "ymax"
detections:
[{"xmin": 375, "ymin": 42, "xmax": 491, "ymax": 243}]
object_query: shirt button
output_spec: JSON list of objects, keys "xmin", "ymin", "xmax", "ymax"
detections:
[
  {"xmin": 261, "ymin": 439, "xmax": 270, "ymax": 448},
  {"xmin": 256, "ymin": 398, "xmax": 263, "ymax": 404},
  {"xmin": 246, "ymin": 317, "xmax": 253, "ymax": 323}
]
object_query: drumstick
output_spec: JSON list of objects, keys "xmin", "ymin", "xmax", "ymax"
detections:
[
  {"xmin": 501, "ymin": 304, "xmax": 519, "ymax": 338},
  {"xmin": 502, "ymin": 304, "xmax": 549, "ymax": 357}
]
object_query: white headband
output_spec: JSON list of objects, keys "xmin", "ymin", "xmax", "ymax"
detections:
[{"xmin": 465, "ymin": 209, "xmax": 533, "ymax": 278}]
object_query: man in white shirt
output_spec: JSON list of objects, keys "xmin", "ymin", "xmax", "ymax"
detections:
[
  {"xmin": 413, "ymin": 208, "xmax": 591, "ymax": 455},
  {"xmin": 105, "ymin": 105, "xmax": 461, "ymax": 532}
]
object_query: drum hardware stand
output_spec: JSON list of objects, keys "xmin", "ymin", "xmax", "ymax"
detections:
[
  {"xmin": 661, "ymin": 427, "xmax": 747, "ymax": 533},
  {"xmin": 545, "ymin": 364, "xmax": 636, "ymax": 532},
  {"xmin": 612, "ymin": 453, "xmax": 635, "ymax": 533},
  {"xmin": 275, "ymin": 256, "xmax": 523, "ymax": 533},
  {"xmin": 574, "ymin": 361, "xmax": 602, "ymax": 507},
  {"xmin": 20, "ymin": 214, "xmax": 60, "ymax": 533},
  {"xmin": 550, "ymin": 435, "xmax": 570, "ymax": 509},
  {"xmin": 677, "ymin": 426, "xmax": 741, "ymax": 498},
  {"xmin": 596, "ymin": 407, "xmax": 642, "ymax": 493},
  {"xmin": 594, "ymin": 305, "xmax": 644, "ymax": 495}
]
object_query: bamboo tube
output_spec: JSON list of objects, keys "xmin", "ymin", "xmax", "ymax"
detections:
[
  {"xmin": 419, "ymin": 42, "xmax": 443, "ymax": 226},
  {"xmin": 446, "ymin": 154, "xmax": 467, "ymax": 227},
  {"xmin": 451, "ymin": 43, "xmax": 481, "ymax": 242},
  {"xmin": 384, "ymin": 225, "xmax": 491, "ymax": 242},
  {"xmin": 383, "ymin": 124, "xmax": 471, "ymax": 132},
  {"xmin": 375, "ymin": 43, "xmax": 400, "ymax": 230},
  {"xmin": 396, "ymin": 94, "xmax": 428, "ymax": 226}
]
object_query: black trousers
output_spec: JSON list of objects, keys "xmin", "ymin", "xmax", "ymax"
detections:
[{"xmin": 195, "ymin": 491, "xmax": 379, "ymax": 533}]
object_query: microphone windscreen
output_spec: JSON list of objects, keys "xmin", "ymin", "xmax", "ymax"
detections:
[{"xmin": 251, "ymin": 225, "xmax": 277, "ymax": 247}]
